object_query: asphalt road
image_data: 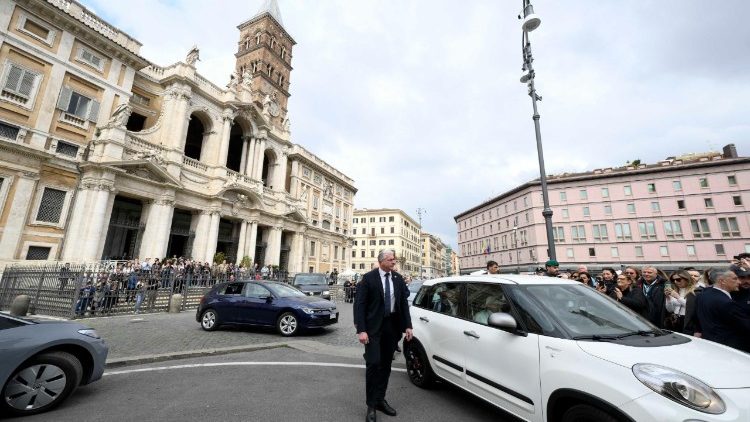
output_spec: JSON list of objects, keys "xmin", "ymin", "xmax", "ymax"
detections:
[{"xmin": 6, "ymin": 348, "xmax": 518, "ymax": 422}]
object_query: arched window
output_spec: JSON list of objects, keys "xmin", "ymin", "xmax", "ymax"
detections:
[
  {"xmin": 270, "ymin": 37, "xmax": 276, "ymax": 49},
  {"xmin": 280, "ymin": 46, "xmax": 286, "ymax": 60},
  {"xmin": 184, "ymin": 114, "xmax": 206, "ymax": 160},
  {"xmin": 255, "ymin": 33, "xmax": 261, "ymax": 45}
]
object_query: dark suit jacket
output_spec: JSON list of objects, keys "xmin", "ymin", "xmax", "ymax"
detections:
[
  {"xmin": 353, "ymin": 268, "xmax": 412, "ymax": 337},
  {"xmin": 695, "ymin": 287, "xmax": 750, "ymax": 352},
  {"xmin": 641, "ymin": 277, "xmax": 667, "ymax": 328}
]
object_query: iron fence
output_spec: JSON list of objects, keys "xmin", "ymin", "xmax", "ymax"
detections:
[{"xmin": 0, "ymin": 263, "xmax": 291, "ymax": 319}]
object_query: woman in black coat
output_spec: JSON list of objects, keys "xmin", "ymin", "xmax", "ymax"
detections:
[{"xmin": 609, "ymin": 273, "xmax": 648, "ymax": 318}]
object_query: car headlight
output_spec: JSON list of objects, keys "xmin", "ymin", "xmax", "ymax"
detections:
[
  {"xmin": 632, "ymin": 363, "xmax": 725, "ymax": 414},
  {"xmin": 300, "ymin": 307, "xmax": 314, "ymax": 314},
  {"xmin": 322, "ymin": 290, "xmax": 330, "ymax": 296},
  {"xmin": 78, "ymin": 328, "xmax": 100, "ymax": 339}
]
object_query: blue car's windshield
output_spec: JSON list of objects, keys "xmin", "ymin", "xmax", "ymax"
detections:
[
  {"xmin": 267, "ymin": 283, "xmax": 306, "ymax": 297},
  {"xmin": 294, "ymin": 275, "xmax": 327, "ymax": 285}
]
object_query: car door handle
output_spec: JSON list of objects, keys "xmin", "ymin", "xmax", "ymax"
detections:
[
  {"xmin": 419, "ymin": 316, "xmax": 430, "ymax": 323},
  {"xmin": 463, "ymin": 330, "xmax": 480, "ymax": 339}
]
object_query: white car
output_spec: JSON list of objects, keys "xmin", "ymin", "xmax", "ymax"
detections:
[{"xmin": 404, "ymin": 274, "xmax": 750, "ymax": 422}]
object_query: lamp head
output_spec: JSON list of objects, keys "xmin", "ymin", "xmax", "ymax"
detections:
[
  {"xmin": 520, "ymin": 70, "xmax": 532, "ymax": 83},
  {"xmin": 521, "ymin": 4, "xmax": 541, "ymax": 32}
]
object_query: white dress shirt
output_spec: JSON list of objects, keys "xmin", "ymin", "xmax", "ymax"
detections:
[{"xmin": 378, "ymin": 268, "xmax": 395, "ymax": 313}]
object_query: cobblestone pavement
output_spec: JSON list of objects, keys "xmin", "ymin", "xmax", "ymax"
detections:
[{"xmin": 82, "ymin": 299, "xmax": 365, "ymax": 361}]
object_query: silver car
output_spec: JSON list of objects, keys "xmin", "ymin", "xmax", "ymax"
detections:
[{"xmin": 0, "ymin": 312, "xmax": 108, "ymax": 416}]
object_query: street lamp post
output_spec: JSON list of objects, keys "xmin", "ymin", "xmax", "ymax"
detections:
[{"xmin": 519, "ymin": 0, "xmax": 556, "ymax": 261}]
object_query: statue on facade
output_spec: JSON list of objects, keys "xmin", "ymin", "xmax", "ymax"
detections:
[
  {"xmin": 242, "ymin": 68, "xmax": 253, "ymax": 88},
  {"xmin": 282, "ymin": 115, "xmax": 291, "ymax": 133},
  {"xmin": 261, "ymin": 93, "xmax": 272, "ymax": 116},
  {"xmin": 324, "ymin": 181, "xmax": 334, "ymax": 199},
  {"xmin": 186, "ymin": 45, "xmax": 200, "ymax": 66},
  {"xmin": 227, "ymin": 71, "xmax": 239, "ymax": 91},
  {"xmin": 299, "ymin": 186, "xmax": 309, "ymax": 202},
  {"xmin": 107, "ymin": 103, "xmax": 132, "ymax": 128}
]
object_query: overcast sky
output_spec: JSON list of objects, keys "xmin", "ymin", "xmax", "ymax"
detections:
[{"xmin": 79, "ymin": 0, "xmax": 750, "ymax": 249}]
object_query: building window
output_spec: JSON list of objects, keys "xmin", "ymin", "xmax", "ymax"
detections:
[
  {"xmin": 378, "ymin": 240, "xmax": 386, "ymax": 246},
  {"xmin": 561, "ymin": 208, "xmax": 569, "ymax": 218},
  {"xmin": 388, "ymin": 239, "xmax": 394, "ymax": 245},
  {"xmin": 1, "ymin": 62, "xmax": 42, "ymax": 108},
  {"xmin": 677, "ymin": 200, "xmax": 686, "ymax": 210},
  {"xmin": 389, "ymin": 216, "xmax": 394, "ymax": 222},
  {"xmin": 559, "ymin": 191, "xmax": 567, "ymax": 202},
  {"xmin": 611, "ymin": 247, "xmax": 619, "ymax": 258},
  {"xmin": 588, "ymin": 247, "xmax": 596, "ymax": 257},
  {"xmin": 647, "ymin": 183, "xmax": 656, "ymax": 193},
  {"xmin": 699, "ymin": 177, "xmax": 709, "ymax": 188},
  {"xmin": 601, "ymin": 187, "xmax": 609, "ymax": 198},
  {"xmin": 322, "ymin": 220, "xmax": 331, "ymax": 230},
  {"xmin": 690, "ymin": 219, "xmax": 711, "ymax": 238},
  {"xmin": 579, "ymin": 189, "xmax": 588, "ymax": 200},
  {"xmin": 360, "ymin": 250, "xmax": 365, "ymax": 258},
  {"xmin": 651, "ymin": 201, "xmax": 660, "ymax": 212},
  {"xmin": 673, "ymin": 181, "xmax": 682, "ymax": 191},
  {"xmin": 55, "ymin": 141, "xmax": 79, "ymax": 157},
  {"xmin": 351, "ymin": 250, "xmax": 356, "ymax": 258},
  {"xmin": 615, "ymin": 223, "xmax": 632, "ymax": 240},
  {"xmin": 390, "ymin": 227, "xmax": 394, "ymax": 233},
  {"xmin": 35, "ymin": 188, "xmax": 67, "ymax": 224},
  {"xmin": 592, "ymin": 224, "xmax": 608, "ymax": 241},
  {"xmin": 25, "ymin": 246, "xmax": 51, "ymax": 260},
  {"xmin": 566, "ymin": 248, "xmax": 574, "ymax": 258},
  {"xmin": 604, "ymin": 204, "xmax": 612, "ymax": 215},
  {"xmin": 627, "ymin": 203, "xmax": 636, "ymax": 214},
  {"xmin": 353, "ymin": 217, "xmax": 358, "ymax": 224},
  {"xmin": 255, "ymin": 33, "xmax": 261, "ymax": 44},
  {"xmin": 0, "ymin": 121, "xmax": 21, "ymax": 142},
  {"xmin": 718, "ymin": 217, "xmax": 740, "ymax": 237},
  {"xmin": 624, "ymin": 185, "xmax": 632, "ymax": 196},
  {"xmin": 582, "ymin": 206, "xmax": 590, "ymax": 217},
  {"xmin": 731, "ymin": 195, "xmax": 742, "ymax": 206},
  {"xmin": 664, "ymin": 220, "xmax": 683, "ymax": 239},
  {"xmin": 309, "ymin": 241, "xmax": 316, "ymax": 256},
  {"xmin": 686, "ymin": 245, "xmax": 696, "ymax": 256},
  {"xmin": 352, "ymin": 228, "xmax": 357, "ymax": 235},
  {"xmin": 638, "ymin": 222, "xmax": 657, "ymax": 240},
  {"xmin": 56, "ymin": 87, "xmax": 100, "ymax": 127},
  {"xmin": 660, "ymin": 246, "xmax": 669, "ymax": 257},
  {"xmin": 369, "ymin": 217, "xmax": 375, "ymax": 223},
  {"xmin": 75, "ymin": 47, "xmax": 105, "ymax": 71},
  {"xmin": 704, "ymin": 198, "xmax": 713, "ymax": 208},
  {"xmin": 635, "ymin": 246, "xmax": 644, "ymax": 257},
  {"xmin": 369, "ymin": 240, "xmax": 376, "ymax": 246},
  {"xmin": 571, "ymin": 225, "xmax": 586, "ymax": 242},
  {"xmin": 17, "ymin": 14, "xmax": 56, "ymax": 45},
  {"xmin": 727, "ymin": 175, "xmax": 737, "ymax": 186},
  {"xmin": 370, "ymin": 250, "xmax": 375, "ymax": 258},
  {"xmin": 715, "ymin": 244, "xmax": 725, "ymax": 255}
]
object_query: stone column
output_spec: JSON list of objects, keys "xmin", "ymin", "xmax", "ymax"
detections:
[
  {"xmin": 0, "ymin": 172, "xmax": 37, "ymax": 259},
  {"xmin": 253, "ymin": 137, "xmax": 267, "ymax": 181},
  {"xmin": 274, "ymin": 152, "xmax": 288, "ymax": 192},
  {"xmin": 139, "ymin": 198, "xmax": 175, "ymax": 260},
  {"xmin": 266, "ymin": 225, "xmax": 283, "ymax": 266},
  {"xmin": 289, "ymin": 160, "xmax": 300, "ymax": 197},
  {"xmin": 236, "ymin": 220, "xmax": 248, "ymax": 264},
  {"xmin": 204, "ymin": 211, "xmax": 221, "ymax": 262},
  {"xmin": 239, "ymin": 138, "xmax": 249, "ymax": 175},
  {"xmin": 217, "ymin": 110, "xmax": 235, "ymax": 167},
  {"xmin": 160, "ymin": 85, "xmax": 192, "ymax": 150},
  {"xmin": 190, "ymin": 211, "xmax": 211, "ymax": 261},
  {"xmin": 288, "ymin": 231, "xmax": 304, "ymax": 274},
  {"xmin": 245, "ymin": 220, "xmax": 258, "ymax": 264},
  {"xmin": 246, "ymin": 138, "xmax": 257, "ymax": 178}
]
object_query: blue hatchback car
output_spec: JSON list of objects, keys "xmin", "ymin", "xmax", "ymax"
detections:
[{"xmin": 196, "ymin": 281, "xmax": 339, "ymax": 336}]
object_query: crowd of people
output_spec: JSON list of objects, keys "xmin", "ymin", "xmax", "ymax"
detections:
[
  {"xmin": 66, "ymin": 257, "xmax": 286, "ymax": 316},
  {"xmin": 529, "ymin": 253, "xmax": 750, "ymax": 353}
]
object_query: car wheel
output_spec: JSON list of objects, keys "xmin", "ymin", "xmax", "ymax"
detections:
[
  {"xmin": 562, "ymin": 404, "xmax": 619, "ymax": 422},
  {"xmin": 277, "ymin": 312, "xmax": 299, "ymax": 336},
  {"xmin": 404, "ymin": 341, "xmax": 436, "ymax": 389},
  {"xmin": 1, "ymin": 351, "xmax": 83, "ymax": 416},
  {"xmin": 200, "ymin": 309, "xmax": 220, "ymax": 331}
]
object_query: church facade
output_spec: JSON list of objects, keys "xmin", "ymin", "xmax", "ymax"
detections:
[{"xmin": 0, "ymin": 0, "xmax": 356, "ymax": 274}]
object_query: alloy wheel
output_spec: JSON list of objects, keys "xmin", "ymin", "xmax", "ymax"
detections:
[{"xmin": 5, "ymin": 364, "xmax": 67, "ymax": 411}]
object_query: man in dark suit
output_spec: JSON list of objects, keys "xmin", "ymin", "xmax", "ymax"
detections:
[
  {"xmin": 354, "ymin": 249, "xmax": 413, "ymax": 422},
  {"xmin": 640, "ymin": 266, "xmax": 667, "ymax": 328},
  {"xmin": 695, "ymin": 270, "xmax": 750, "ymax": 353}
]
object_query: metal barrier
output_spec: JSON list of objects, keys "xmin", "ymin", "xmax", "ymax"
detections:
[{"xmin": 0, "ymin": 263, "xmax": 288, "ymax": 319}]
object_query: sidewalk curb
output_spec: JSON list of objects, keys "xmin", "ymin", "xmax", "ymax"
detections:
[{"xmin": 105, "ymin": 342, "xmax": 290, "ymax": 368}]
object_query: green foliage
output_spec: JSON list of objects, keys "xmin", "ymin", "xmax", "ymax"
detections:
[
  {"xmin": 213, "ymin": 252, "xmax": 226, "ymax": 265},
  {"xmin": 240, "ymin": 256, "xmax": 252, "ymax": 268}
]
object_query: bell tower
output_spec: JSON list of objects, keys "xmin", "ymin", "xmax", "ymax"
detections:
[{"xmin": 235, "ymin": 0, "xmax": 296, "ymax": 118}]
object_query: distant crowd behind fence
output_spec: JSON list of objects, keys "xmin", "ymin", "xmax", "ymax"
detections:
[{"xmin": 0, "ymin": 262, "xmax": 294, "ymax": 319}]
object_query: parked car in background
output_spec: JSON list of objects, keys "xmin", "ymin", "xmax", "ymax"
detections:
[
  {"xmin": 405, "ymin": 275, "xmax": 750, "ymax": 422},
  {"xmin": 196, "ymin": 281, "xmax": 338, "ymax": 336},
  {"xmin": 0, "ymin": 312, "xmax": 108, "ymax": 417},
  {"xmin": 291, "ymin": 273, "xmax": 331, "ymax": 300},
  {"xmin": 407, "ymin": 280, "xmax": 424, "ymax": 306}
]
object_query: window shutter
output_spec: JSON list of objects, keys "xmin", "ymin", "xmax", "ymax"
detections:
[
  {"xmin": 4, "ymin": 65, "xmax": 23, "ymax": 92},
  {"xmin": 56, "ymin": 86, "xmax": 72, "ymax": 110},
  {"xmin": 19, "ymin": 71, "xmax": 37, "ymax": 97},
  {"xmin": 87, "ymin": 99, "xmax": 100, "ymax": 122}
]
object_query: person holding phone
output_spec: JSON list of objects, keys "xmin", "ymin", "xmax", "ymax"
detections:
[{"xmin": 664, "ymin": 270, "xmax": 698, "ymax": 332}]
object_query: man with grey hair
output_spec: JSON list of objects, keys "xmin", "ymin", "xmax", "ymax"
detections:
[
  {"xmin": 695, "ymin": 270, "xmax": 750, "ymax": 352},
  {"xmin": 354, "ymin": 249, "xmax": 413, "ymax": 422},
  {"xmin": 640, "ymin": 265, "xmax": 667, "ymax": 328}
]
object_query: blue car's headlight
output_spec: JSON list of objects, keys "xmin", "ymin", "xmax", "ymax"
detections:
[
  {"xmin": 322, "ymin": 290, "xmax": 330, "ymax": 296},
  {"xmin": 300, "ymin": 307, "xmax": 314, "ymax": 315},
  {"xmin": 632, "ymin": 363, "xmax": 725, "ymax": 414},
  {"xmin": 78, "ymin": 328, "xmax": 100, "ymax": 339}
]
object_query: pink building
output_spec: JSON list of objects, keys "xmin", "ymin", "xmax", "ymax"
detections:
[{"xmin": 455, "ymin": 144, "xmax": 749, "ymax": 273}]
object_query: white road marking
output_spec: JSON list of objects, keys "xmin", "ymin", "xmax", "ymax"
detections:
[{"xmin": 105, "ymin": 362, "xmax": 407, "ymax": 376}]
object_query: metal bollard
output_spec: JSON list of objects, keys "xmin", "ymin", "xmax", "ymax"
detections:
[
  {"xmin": 168, "ymin": 294, "xmax": 183, "ymax": 313},
  {"xmin": 10, "ymin": 295, "xmax": 30, "ymax": 317}
]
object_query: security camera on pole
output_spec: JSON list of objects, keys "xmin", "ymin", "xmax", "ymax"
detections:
[{"xmin": 519, "ymin": 0, "xmax": 556, "ymax": 261}]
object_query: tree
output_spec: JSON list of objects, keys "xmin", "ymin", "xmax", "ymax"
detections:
[
  {"xmin": 240, "ymin": 255, "xmax": 252, "ymax": 268},
  {"xmin": 213, "ymin": 252, "xmax": 226, "ymax": 265}
]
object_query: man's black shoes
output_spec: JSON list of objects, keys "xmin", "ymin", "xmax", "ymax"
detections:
[
  {"xmin": 366, "ymin": 406, "xmax": 377, "ymax": 421},
  {"xmin": 376, "ymin": 400, "xmax": 397, "ymax": 417}
]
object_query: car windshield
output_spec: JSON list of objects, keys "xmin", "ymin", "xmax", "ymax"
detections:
[
  {"xmin": 408, "ymin": 281, "xmax": 424, "ymax": 293},
  {"xmin": 511, "ymin": 284, "xmax": 657, "ymax": 338},
  {"xmin": 266, "ymin": 283, "xmax": 307, "ymax": 297},
  {"xmin": 294, "ymin": 275, "xmax": 327, "ymax": 285}
]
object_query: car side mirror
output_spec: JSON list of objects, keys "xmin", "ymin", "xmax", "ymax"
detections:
[
  {"xmin": 488, "ymin": 312, "xmax": 522, "ymax": 335},
  {"xmin": 264, "ymin": 295, "xmax": 273, "ymax": 303}
]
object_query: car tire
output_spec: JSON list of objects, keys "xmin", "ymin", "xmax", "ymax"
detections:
[
  {"xmin": 1, "ymin": 351, "xmax": 83, "ymax": 416},
  {"xmin": 277, "ymin": 312, "xmax": 299, "ymax": 336},
  {"xmin": 562, "ymin": 404, "xmax": 619, "ymax": 422},
  {"xmin": 404, "ymin": 341, "xmax": 436, "ymax": 389},
  {"xmin": 200, "ymin": 309, "xmax": 220, "ymax": 331}
]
